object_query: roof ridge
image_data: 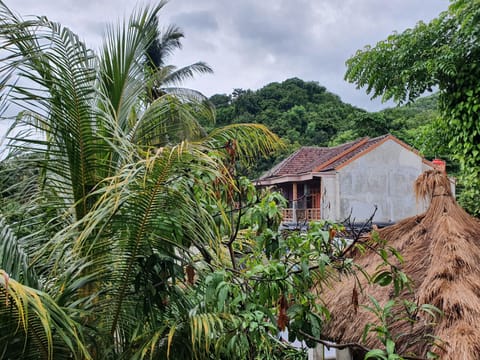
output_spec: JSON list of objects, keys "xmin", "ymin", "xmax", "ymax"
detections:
[
  {"xmin": 368, "ymin": 134, "xmax": 390, "ymax": 142},
  {"xmin": 313, "ymin": 137, "xmax": 370, "ymax": 172},
  {"xmin": 332, "ymin": 134, "xmax": 407, "ymax": 171},
  {"xmin": 331, "ymin": 136, "xmax": 368, "ymax": 148},
  {"xmin": 257, "ymin": 134, "xmax": 399, "ymax": 181}
]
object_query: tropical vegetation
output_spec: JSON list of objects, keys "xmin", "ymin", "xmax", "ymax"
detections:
[
  {"xmin": 344, "ymin": 0, "xmax": 480, "ymax": 215},
  {"xmin": 1, "ymin": 0, "xmax": 473, "ymax": 359},
  {"xmin": 0, "ymin": 1, "xmax": 282, "ymax": 358},
  {"xmin": 209, "ymin": 79, "xmax": 445, "ymax": 179}
]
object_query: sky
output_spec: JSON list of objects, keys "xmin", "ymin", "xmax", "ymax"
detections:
[{"xmin": 1, "ymin": 0, "xmax": 451, "ymax": 144}]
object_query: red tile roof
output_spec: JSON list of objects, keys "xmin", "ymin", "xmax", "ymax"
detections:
[
  {"xmin": 320, "ymin": 134, "xmax": 388, "ymax": 171},
  {"xmin": 259, "ymin": 135, "xmax": 391, "ymax": 180}
]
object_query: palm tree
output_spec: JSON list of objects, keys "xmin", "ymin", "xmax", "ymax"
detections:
[
  {"xmin": 145, "ymin": 19, "xmax": 213, "ymax": 101},
  {"xmin": 0, "ymin": 1, "xmax": 280, "ymax": 358}
]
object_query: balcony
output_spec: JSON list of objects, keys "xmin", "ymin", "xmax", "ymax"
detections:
[{"xmin": 282, "ymin": 208, "xmax": 321, "ymax": 223}]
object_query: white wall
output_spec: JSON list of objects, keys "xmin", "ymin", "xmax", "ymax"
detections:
[
  {"xmin": 336, "ymin": 140, "xmax": 429, "ymax": 223},
  {"xmin": 320, "ymin": 174, "xmax": 337, "ymax": 221},
  {"xmin": 308, "ymin": 345, "xmax": 352, "ymax": 360}
]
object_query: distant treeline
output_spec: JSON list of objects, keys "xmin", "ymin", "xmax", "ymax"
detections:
[{"xmin": 208, "ymin": 78, "xmax": 445, "ymax": 177}]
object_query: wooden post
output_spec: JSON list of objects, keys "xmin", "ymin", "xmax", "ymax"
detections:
[{"xmin": 292, "ymin": 182, "xmax": 298, "ymax": 223}]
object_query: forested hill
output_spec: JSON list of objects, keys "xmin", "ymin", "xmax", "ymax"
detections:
[
  {"xmin": 210, "ymin": 78, "xmax": 365, "ymax": 147},
  {"xmin": 208, "ymin": 78, "xmax": 440, "ymax": 176}
]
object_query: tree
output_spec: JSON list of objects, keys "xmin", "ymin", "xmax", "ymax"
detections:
[
  {"xmin": 144, "ymin": 17, "xmax": 213, "ymax": 104},
  {"xmin": 0, "ymin": 2, "xmax": 442, "ymax": 359},
  {"xmin": 344, "ymin": 0, "xmax": 480, "ymax": 215},
  {"xmin": 210, "ymin": 78, "xmax": 367, "ymax": 177},
  {"xmin": 0, "ymin": 1, "xmax": 280, "ymax": 358}
]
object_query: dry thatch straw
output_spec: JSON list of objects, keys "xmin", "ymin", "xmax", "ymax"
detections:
[{"xmin": 320, "ymin": 170, "xmax": 480, "ymax": 359}]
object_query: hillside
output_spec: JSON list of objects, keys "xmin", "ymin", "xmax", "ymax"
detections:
[
  {"xmin": 209, "ymin": 78, "xmax": 440, "ymax": 176},
  {"xmin": 210, "ymin": 78, "xmax": 365, "ymax": 146}
]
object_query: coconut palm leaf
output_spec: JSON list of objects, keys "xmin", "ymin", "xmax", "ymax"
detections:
[
  {"xmin": 160, "ymin": 62, "xmax": 213, "ymax": 88},
  {"xmin": 144, "ymin": 13, "xmax": 213, "ymax": 87},
  {"xmin": 146, "ymin": 23, "xmax": 183, "ymax": 68},
  {"xmin": 97, "ymin": 2, "xmax": 167, "ymax": 135},
  {"xmin": 0, "ymin": 270, "xmax": 90, "ymax": 359},
  {"xmin": 124, "ymin": 280, "xmax": 240, "ymax": 360},
  {"xmin": 0, "ymin": 214, "xmax": 38, "ymax": 287},
  {"xmin": 35, "ymin": 143, "xmax": 224, "ymax": 355},
  {"xmin": 0, "ymin": 6, "xmax": 105, "ymax": 222},
  {"xmin": 203, "ymin": 123, "xmax": 283, "ymax": 167},
  {"xmin": 148, "ymin": 63, "xmax": 213, "ymax": 102},
  {"xmin": 131, "ymin": 94, "xmax": 211, "ymax": 147},
  {"xmin": 143, "ymin": 11, "xmax": 213, "ymax": 105},
  {"xmin": 102, "ymin": 145, "xmax": 222, "ymax": 336}
]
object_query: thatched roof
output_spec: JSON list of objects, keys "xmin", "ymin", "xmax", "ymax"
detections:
[{"xmin": 320, "ymin": 170, "xmax": 480, "ymax": 359}]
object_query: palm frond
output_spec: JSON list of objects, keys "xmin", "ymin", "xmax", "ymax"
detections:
[
  {"xmin": 160, "ymin": 62, "xmax": 213, "ymax": 87},
  {"xmin": 0, "ymin": 8, "xmax": 109, "ymax": 221},
  {"xmin": 147, "ymin": 23, "xmax": 184, "ymax": 68},
  {"xmin": 204, "ymin": 123, "xmax": 284, "ymax": 167},
  {"xmin": 37, "ymin": 143, "xmax": 223, "ymax": 354},
  {"xmin": 0, "ymin": 270, "xmax": 91, "ymax": 359},
  {"xmin": 160, "ymin": 86, "xmax": 213, "ymax": 104},
  {"xmin": 0, "ymin": 214, "xmax": 38, "ymax": 287},
  {"xmin": 101, "ymin": 144, "xmax": 222, "ymax": 337},
  {"xmin": 97, "ymin": 2, "xmax": 168, "ymax": 135},
  {"xmin": 131, "ymin": 94, "xmax": 212, "ymax": 147}
]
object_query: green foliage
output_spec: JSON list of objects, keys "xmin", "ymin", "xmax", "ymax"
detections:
[
  {"xmin": 166, "ymin": 200, "xmax": 342, "ymax": 358},
  {"xmin": 210, "ymin": 77, "xmax": 448, "ymax": 181},
  {"xmin": 327, "ymin": 94, "xmax": 442, "ymax": 150},
  {"xmin": 0, "ymin": 2, "xmax": 281, "ymax": 358},
  {"xmin": 362, "ymin": 297, "xmax": 442, "ymax": 360},
  {"xmin": 345, "ymin": 0, "xmax": 480, "ymax": 215},
  {"xmin": 0, "ymin": 2, "xmax": 446, "ymax": 359},
  {"xmin": 156, "ymin": 190, "xmax": 439, "ymax": 360},
  {"xmin": 209, "ymin": 78, "xmax": 367, "ymax": 176}
]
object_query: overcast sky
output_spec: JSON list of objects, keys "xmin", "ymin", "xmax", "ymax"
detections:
[{"xmin": 1, "ymin": 0, "xmax": 450, "ymax": 144}]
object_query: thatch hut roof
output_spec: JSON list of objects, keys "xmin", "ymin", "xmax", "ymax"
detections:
[{"xmin": 320, "ymin": 170, "xmax": 480, "ymax": 359}]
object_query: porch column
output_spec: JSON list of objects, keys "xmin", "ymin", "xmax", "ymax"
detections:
[{"xmin": 292, "ymin": 182, "xmax": 298, "ymax": 223}]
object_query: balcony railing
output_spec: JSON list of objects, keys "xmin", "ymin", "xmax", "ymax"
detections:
[{"xmin": 282, "ymin": 208, "xmax": 321, "ymax": 223}]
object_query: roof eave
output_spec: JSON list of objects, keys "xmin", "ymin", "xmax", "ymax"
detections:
[{"xmin": 255, "ymin": 171, "xmax": 331, "ymax": 186}]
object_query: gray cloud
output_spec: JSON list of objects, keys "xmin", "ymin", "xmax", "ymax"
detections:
[
  {"xmin": 229, "ymin": 1, "xmax": 312, "ymax": 53},
  {"xmin": 172, "ymin": 10, "xmax": 218, "ymax": 32},
  {"xmin": 10, "ymin": 0, "xmax": 451, "ymax": 112}
]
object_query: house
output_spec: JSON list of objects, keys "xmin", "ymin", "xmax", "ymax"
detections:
[
  {"xmin": 256, "ymin": 134, "xmax": 452, "ymax": 225},
  {"xmin": 319, "ymin": 170, "xmax": 480, "ymax": 360}
]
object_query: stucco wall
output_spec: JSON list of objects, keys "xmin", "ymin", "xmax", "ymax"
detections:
[
  {"xmin": 337, "ymin": 139, "xmax": 429, "ymax": 223},
  {"xmin": 308, "ymin": 345, "xmax": 351, "ymax": 360},
  {"xmin": 320, "ymin": 174, "xmax": 337, "ymax": 221}
]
